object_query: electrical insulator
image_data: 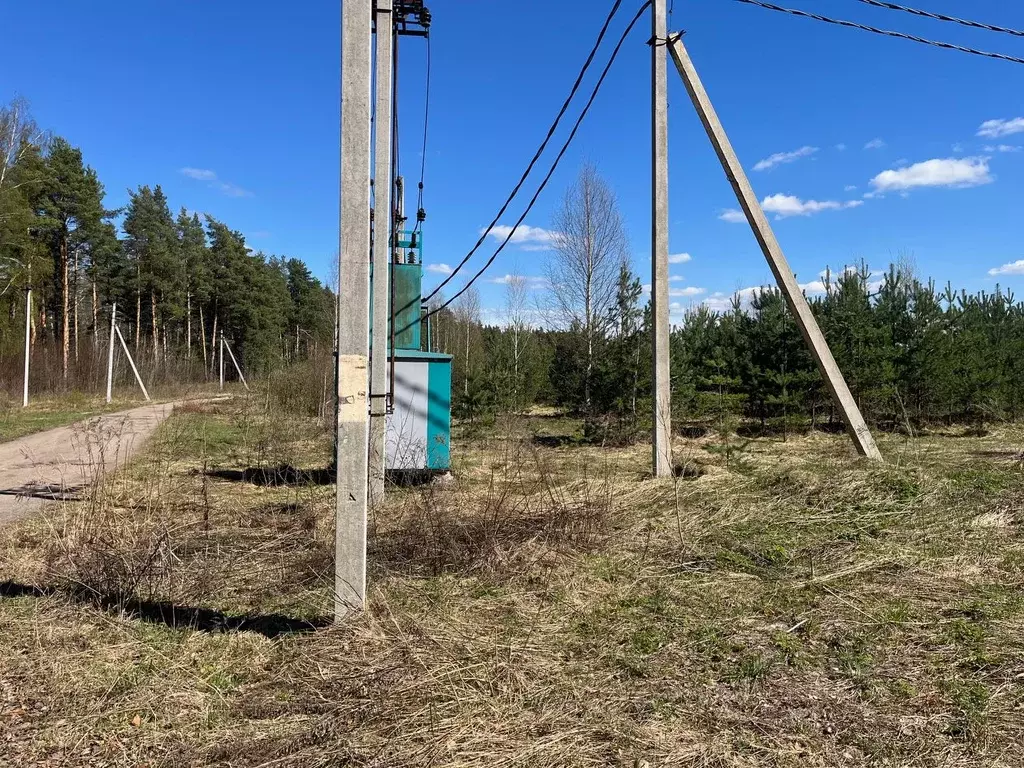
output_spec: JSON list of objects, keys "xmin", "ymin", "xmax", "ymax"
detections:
[{"xmin": 417, "ymin": 208, "xmax": 426, "ymax": 222}]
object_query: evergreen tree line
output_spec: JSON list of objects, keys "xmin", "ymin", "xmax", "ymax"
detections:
[
  {"xmin": 0, "ymin": 98, "xmax": 334, "ymax": 396},
  {"xmin": 433, "ymin": 263, "xmax": 1024, "ymax": 434}
]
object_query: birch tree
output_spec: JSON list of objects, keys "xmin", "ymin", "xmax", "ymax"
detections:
[
  {"xmin": 545, "ymin": 164, "xmax": 627, "ymax": 413},
  {"xmin": 503, "ymin": 273, "xmax": 532, "ymax": 411}
]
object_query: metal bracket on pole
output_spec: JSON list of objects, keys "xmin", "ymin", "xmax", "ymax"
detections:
[
  {"xmin": 222, "ymin": 337, "xmax": 250, "ymax": 391},
  {"xmin": 665, "ymin": 33, "xmax": 882, "ymax": 461},
  {"xmin": 114, "ymin": 324, "xmax": 150, "ymax": 402}
]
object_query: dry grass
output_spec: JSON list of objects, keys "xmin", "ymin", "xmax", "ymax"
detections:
[{"xmin": 1, "ymin": 400, "xmax": 1023, "ymax": 766}]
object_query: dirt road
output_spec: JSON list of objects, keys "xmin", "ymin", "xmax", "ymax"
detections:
[{"xmin": 0, "ymin": 402, "xmax": 177, "ymax": 526}]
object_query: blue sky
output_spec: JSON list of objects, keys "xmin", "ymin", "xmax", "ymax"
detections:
[{"xmin": 3, "ymin": 1, "xmax": 1023, "ymax": 324}]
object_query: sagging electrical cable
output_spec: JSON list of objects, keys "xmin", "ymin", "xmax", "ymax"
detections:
[
  {"xmin": 424, "ymin": 0, "xmax": 653, "ymax": 319},
  {"xmin": 423, "ymin": 0, "xmax": 627, "ymax": 303}
]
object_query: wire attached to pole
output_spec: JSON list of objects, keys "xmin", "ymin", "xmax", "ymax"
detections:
[
  {"xmin": 734, "ymin": 0, "xmax": 1024, "ymax": 65},
  {"xmin": 848, "ymin": 0, "xmax": 1024, "ymax": 38},
  {"xmin": 415, "ymin": 34, "xmax": 430, "ymax": 232},
  {"xmin": 424, "ymin": 0, "xmax": 627, "ymax": 303},
  {"xmin": 425, "ymin": 0, "xmax": 653, "ymax": 319}
]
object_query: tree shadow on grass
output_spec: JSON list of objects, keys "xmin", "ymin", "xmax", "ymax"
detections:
[
  {"xmin": 0, "ymin": 483, "xmax": 87, "ymax": 501},
  {"xmin": 202, "ymin": 465, "xmax": 334, "ymax": 487},
  {"xmin": 0, "ymin": 580, "xmax": 330, "ymax": 638}
]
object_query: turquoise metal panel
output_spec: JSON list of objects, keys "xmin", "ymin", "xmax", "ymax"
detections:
[
  {"xmin": 425, "ymin": 358, "xmax": 452, "ymax": 470},
  {"xmin": 392, "ymin": 263, "xmax": 422, "ymax": 350},
  {"xmin": 369, "ymin": 262, "xmax": 423, "ymax": 352}
]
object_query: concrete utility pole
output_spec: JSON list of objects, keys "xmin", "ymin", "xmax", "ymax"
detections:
[
  {"xmin": 22, "ymin": 287, "xmax": 31, "ymax": 408},
  {"xmin": 651, "ymin": 0, "xmax": 672, "ymax": 477},
  {"xmin": 219, "ymin": 332, "xmax": 225, "ymax": 391},
  {"xmin": 666, "ymin": 34, "xmax": 882, "ymax": 461},
  {"xmin": 369, "ymin": 0, "xmax": 394, "ymax": 506},
  {"xmin": 114, "ymin": 324, "xmax": 150, "ymax": 402},
  {"xmin": 106, "ymin": 302, "xmax": 117, "ymax": 404},
  {"xmin": 222, "ymin": 337, "xmax": 249, "ymax": 391},
  {"xmin": 336, "ymin": 0, "xmax": 374, "ymax": 620}
]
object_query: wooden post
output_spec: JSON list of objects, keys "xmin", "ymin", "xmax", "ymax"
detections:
[
  {"xmin": 22, "ymin": 287, "xmax": 31, "ymax": 408},
  {"xmin": 114, "ymin": 324, "xmax": 150, "ymax": 402},
  {"xmin": 666, "ymin": 34, "xmax": 882, "ymax": 460},
  {"xmin": 336, "ymin": 0, "xmax": 373, "ymax": 620},
  {"xmin": 105, "ymin": 302, "xmax": 117, "ymax": 404},
  {"xmin": 222, "ymin": 337, "xmax": 249, "ymax": 391},
  {"xmin": 651, "ymin": 0, "xmax": 673, "ymax": 477}
]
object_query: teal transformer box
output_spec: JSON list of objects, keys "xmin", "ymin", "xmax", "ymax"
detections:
[{"xmin": 371, "ymin": 250, "xmax": 453, "ymax": 473}]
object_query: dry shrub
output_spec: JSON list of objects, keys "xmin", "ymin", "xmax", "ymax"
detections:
[
  {"xmin": 38, "ymin": 414, "xmax": 261, "ymax": 609},
  {"xmin": 373, "ymin": 439, "xmax": 617, "ymax": 578}
]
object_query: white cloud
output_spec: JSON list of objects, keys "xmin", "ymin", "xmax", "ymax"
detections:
[
  {"xmin": 700, "ymin": 286, "xmax": 766, "ymax": 313},
  {"xmin": 426, "ymin": 263, "xmax": 453, "ymax": 275},
  {"xmin": 799, "ymin": 280, "xmax": 828, "ymax": 294},
  {"xmin": 844, "ymin": 185, "xmax": 857, "ymax": 192},
  {"xmin": 719, "ymin": 209, "xmax": 746, "ymax": 224},
  {"xmin": 836, "ymin": 143, "xmax": 847, "ymax": 152},
  {"xmin": 179, "ymin": 167, "xmax": 253, "ymax": 198},
  {"xmin": 668, "ymin": 252, "xmax": 692, "ymax": 264},
  {"xmin": 983, "ymin": 144, "xmax": 1021, "ymax": 154},
  {"xmin": 864, "ymin": 138, "xmax": 886, "ymax": 150},
  {"xmin": 669, "ymin": 275, "xmax": 684, "ymax": 282},
  {"xmin": 762, "ymin": 193, "xmax": 863, "ymax": 218},
  {"xmin": 753, "ymin": 145, "xmax": 818, "ymax": 172},
  {"xmin": 484, "ymin": 224, "xmax": 561, "ymax": 251},
  {"xmin": 488, "ymin": 274, "xmax": 548, "ymax": 288},
  {"xmin": 977, "ymin": 117, "xmax": 1024, "ymax": 139},
  {"xmin": 870, "ymin": 157, "xmax": 992, "ymax": 193},
  {"xmin": 216, "ymin": 182, "xmax": 252, "ymax": 198},
  {"xmin": 670, "ymin": 286, "xmax": 705, "ymax": 298},
  {"xmin": 952, "ymin": 143, "xmax": 965, "ymax": 154},
  {"xmin": 988, "ymin": 260, "xmax": 1024, "ymax": 276},
  {"xmin": 181, "ymin": 167, "xmax": 217, "ymax": 181}
]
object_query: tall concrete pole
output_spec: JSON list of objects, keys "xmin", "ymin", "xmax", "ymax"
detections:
[
  {"xmin": 114, "ymin": 324, "xmax": 150, "ymax": 402},
  {"xmin": 105, "ymin": 302, "xmax": 116, "ymax": 404},
  {"xmin": 651, "ymin": 0, "xmax": 673, "ymax": 477},
  {"xmin": 23, "ymin": 288, "xmax": 31, "ymax": 408},
  {"xmin": 666, "ymin": 34, "xmax": 882, "ymax": 461},
  {"xmin": 336, "ymin": 0, "xmax": 374, "ymax": 620},
  {"xmin": 369, "ymin": 0, "xmax": 394, "ymax": 506},
  {"xmin": 222, "ymin": 338, "xmax": 249, "ymax": 391}
]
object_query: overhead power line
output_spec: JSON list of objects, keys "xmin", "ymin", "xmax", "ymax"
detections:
[
  {"xmin": 734, "ymin": 0, "xmax": 1024, "ymax": 66},
  {"xmin": 849, "ymin": 0, "xmax": 1024, "ymax": 38},
  {"xmin": 415, "ymin": 34, "xmax": 431, "ymax": 232},
  {"xmin": 423, "ymin": 0, "xmax": 626, "ymax": 303},
  {"xmin": 426, "ymin": 1, "xmax": 653, "ymax": 319}
]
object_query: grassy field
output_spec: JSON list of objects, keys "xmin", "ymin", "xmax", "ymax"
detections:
[
  {"xmin": 0, "ymin": 395, "xmax": 128, "ymax": 442},
  {"xmin": 1, "ymin": 397, "xmax": 1023, "ymax": 767}
]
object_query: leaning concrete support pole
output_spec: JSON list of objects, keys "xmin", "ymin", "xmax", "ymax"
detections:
[
  {"xmin": 666, "ymin": 34, "xmax": 882, "ymax": 461},
  {"xmin": 336, "ymin": 0, "xmax": 374, "ymax": 620},
  {"xmin": 222, "ymin": 337, "xmax": 249, "ymax": 391},
  {"xmin": 114, "ymin": 324, "xmax": 150, "ymax": 402},
  {"xmin": 369, "ymin": 0, "xmax": 394, "ymax": 505}
]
